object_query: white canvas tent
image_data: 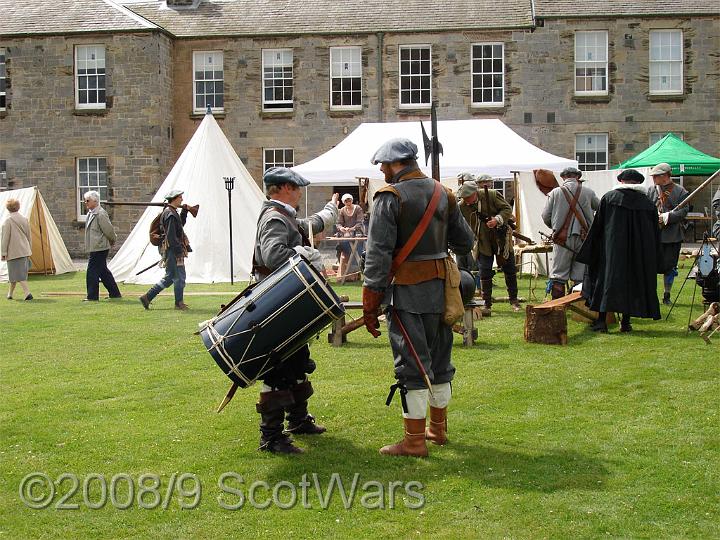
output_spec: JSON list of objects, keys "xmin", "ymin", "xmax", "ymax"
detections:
[
  {"xmin": 0, "ymin": 186, "xmax": 75, "ymax": 282},
  {"xmin": 516, "ymin": 167, "xmax": 654, "ymax": 275},
  {"xmin": 109, "ymin": 112, "xmax": 265, "ymax": 284},
  {"xmin": 293, "ymin": 119, "xmax": 577, "ymax": 186}
]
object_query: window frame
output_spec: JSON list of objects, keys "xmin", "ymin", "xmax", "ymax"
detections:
[
  {"xmin": 263, "ymin": 148, "xmax": 295, "ymax": 171},
  {"xmin": 262, "ymin": 48, "xmax": 294, "ymax": 111},
  {"xmin": 574, "ymin": 133, "xmax": 609, "ymax": 171},
  {"xmin": 471, "ymin": 42, "xmax": 505, "ymax": 108},
  {"xmin": 76, "ymin": 157, "xmax": 108, "ymax": 221},
  {"xmin": 649, "ymin": 29, "xmax": 683, "ymax": 95},
  {"xmin": 0, "ymin": 48, "xmax": 6, "ymax": 111},
  {"xmin": 0, "ymin": 160, "xmax": 7, "ymax": 191},
  {"xmin": 329, "ymin": 46, "xmax": 363, "ymax": 111},
  {"xmin": 74, "ymin": 44, "xmax": 106, "ymax": 110},
  {"xmin": 192, "ymin": 50, "xmax": 225, "ymax": 114},
  {"xmin": 574, "ymin": 30, "xmax": 608, "ymax": 96},
  {"xmin": 398, "ymin": 44, "xmax": 432, "ymax": 109}
]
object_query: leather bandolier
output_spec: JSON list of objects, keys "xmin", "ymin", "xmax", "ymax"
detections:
[{"xmin": 377, "ymin": 176, "xmax": 456, "ymax": 285}]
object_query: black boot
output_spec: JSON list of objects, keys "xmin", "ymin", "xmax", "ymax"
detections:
[
  {"xmin": 591, "ymin": 312, "xmax": 608, "ymax": 333},
  {"xmin": 257, "ymin": 390, "xmax": 303, "ymax": 454},
  {"xmin": 551, "ymin": 281, "xmax": 566, "ymax": 300},
  {"xmin": 504, "ymin": 272, "xmax": 521, "ymax": 312},
  {"xmin": 662, "ymin": 292, "xmax": 671, "ymax": 306},
  {"xmin": 620, "ymin": 313, "xmax": 633, "ymax": 333},
  {"xmin": 285, "ymin": 381, "xmax": 326, "ymax": 435},
  {"xmin": 480, "ymin": 278, "xmax": 493, "ymax": 317}
]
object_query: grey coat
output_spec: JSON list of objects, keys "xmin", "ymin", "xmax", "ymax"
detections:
[
  {"xmin": 84, "ymin": 207, "xmax": 117, "ymax": 253},
  {"xmin": 712, "ymin": 188, "xmax": 720, "ymax": 238},
  {"xmin": 542, "ymin": 179, "xmax": 599, "ymax": 238},
  {"xmin": 646, "ymin": 183, "xmax": 689, "ymax": 244}
]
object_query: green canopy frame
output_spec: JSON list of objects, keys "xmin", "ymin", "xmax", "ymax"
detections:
[{"xmin": 615, "ymin": 133, "xmax": 720, "ymax": 176}]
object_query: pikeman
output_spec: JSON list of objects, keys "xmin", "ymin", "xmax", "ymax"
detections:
[
  {"xmin": 362, "ymin": 138, "xmax": 474, "ymax": 458},
  {"xmin": 457, "ymin": 173, "xmax": 520, "ymax": 315},
  {"xmin": 252, "ymin": 167, "xmax": 339, "ymax": 454}
]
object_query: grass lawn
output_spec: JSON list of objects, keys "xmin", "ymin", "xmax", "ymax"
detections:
[{"xmin": 1, "ymin": 261, "xmax": 718, "ymax": 539}]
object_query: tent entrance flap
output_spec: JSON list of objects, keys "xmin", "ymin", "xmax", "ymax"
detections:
[{"xmin": 29, "ymin": 195, "xmax": 54, "ymax": 275}]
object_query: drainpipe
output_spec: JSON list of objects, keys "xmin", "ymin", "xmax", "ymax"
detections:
[{"xmin": 376, "ymin": 32, "xmax": 384, "ymax": 122}]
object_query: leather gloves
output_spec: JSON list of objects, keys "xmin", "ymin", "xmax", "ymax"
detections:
[{"xmin": 362, "ymin": 286, "xmax": 384, "ymax": 338}]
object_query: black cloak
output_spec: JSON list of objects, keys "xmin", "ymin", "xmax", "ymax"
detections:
[{"xmin": 577, "ymin": 185, "xmax": 662, "ymax": 319}]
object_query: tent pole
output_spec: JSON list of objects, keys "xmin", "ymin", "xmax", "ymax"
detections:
[
  {"xmin": 511, "ymin": 171, "xmax": 520, "ymax": 229},
  {"xmin": 36, "ymin": 194, "xmax": 49, "ymax": 275}
]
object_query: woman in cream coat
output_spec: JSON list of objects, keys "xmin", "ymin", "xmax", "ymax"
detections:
[{"xmin": 1, "ymin": 198, "xmax": 33, "ymax": 300}]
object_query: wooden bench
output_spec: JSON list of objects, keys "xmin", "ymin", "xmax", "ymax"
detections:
[
  {"xmin": 524, "ymin": 291, "xmax": 598, "ymax": 345},
  {"xmin": 328, "ymin": 302, "xmax": 363, "ymax": 347}
]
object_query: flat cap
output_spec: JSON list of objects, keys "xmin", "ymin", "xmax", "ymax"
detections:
[
  {"xmin": 457, "ymin": 172, "xmax": 476, "ymax": 183},
  {"xmin": 164, "ymin": 189, "xmax": 184, "ymax": 201},
  {"xmin": 650, "ymin": 162, "xmax": 672, "ymax": 176},
  {"xmin": 263, "ymin": 167, "xmax": 310, "ymax": 187},
  {"xmin": 560, "ymin": 166, "xmax": 583, "ymax": 179},
  {"xmin": 370, "ymin": 138, "xmax": 419, "ymax": 164},
  {"xmin": 475, "ymin": 174, "xmax": 493, "ymax": 184},
  {"xmin": 617, "ymin": 169, "xmax": 645, "ymax": 184},
  {"xmin": 457, "ymin": 182, "xmax": 479, "ymax": 198}
]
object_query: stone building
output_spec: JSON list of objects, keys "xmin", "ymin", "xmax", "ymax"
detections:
[{"xmin": 1, "ymin": 0, "xmax": 718, "ymax": 255}]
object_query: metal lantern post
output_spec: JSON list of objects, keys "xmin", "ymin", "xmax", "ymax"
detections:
[{"xmin": 223, "ymin": 176, "xmax": 236, "ymax": 284}]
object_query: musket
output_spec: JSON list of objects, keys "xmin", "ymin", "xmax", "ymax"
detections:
[
  {"xmin": 102, "ymin": 201, "xmax": 200, "ymax": 218},
  {"xmin": 672, "ymin": 169, "xmax": 720, "ymax": 211},
  {"xmin": 420, "ymin": 102, "xmax": 443, "ymax": 181}
]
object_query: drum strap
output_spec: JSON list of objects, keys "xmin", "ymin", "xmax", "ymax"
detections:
[{"xmin": 385, "ymin": 382, "xmax": 409, "ymax": 414}]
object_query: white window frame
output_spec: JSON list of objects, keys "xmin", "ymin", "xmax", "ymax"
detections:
[
  {"xmin": 329, "ymin": 46, "xmax": 362, "ymax": 111},
  {"xmin": 0, "ymin": 48, "xmax": 6, "ymax": 111},
  {"xmin": 398, "ymin": 44, "xmax": 432, "ymax": 109},
  {"xmin": 649, "ymin": 30, "xmax": 683, "ymax": 95},
  {"xmin": 75, "ymin": 45, "xmax": 106, "ymax": 109},
  {"xmin": 575, "ymin": 133, "xmax": 608, "ymax": 171},
  {"xmin": 262, "ymin": 49, "xmax": 294, "ymax": 111},
  {"xmin": 192, "ymin": 51, "xmax": 224, "ymax": 113},
  {"xmin": 77, "ymin": 157, "xmax": 108, "ymax": 220},
  {"xmin": 263, "ymin": 148, "xmax": 294, "ymax": 171},
  {"xmin": 0, "ymin": 160, "xmax": 7, "ymax": 191},
  {"xmin": 471, "ymin": 42, "xmax": 504, "ymax": 107},
  {"xmin": 574, "ymin": 31, "xmax": 608, "ymax": 96}
]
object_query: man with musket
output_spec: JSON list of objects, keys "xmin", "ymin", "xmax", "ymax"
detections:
[
  {"xmin": 541, "ymin": 167, "xmax": 599, "ymax": 299},
  {"xmin": 457, "ymin": 173, "xmax": 520, "ymax": 315},
  {"xmin": 362, "ymin": 138, "xmax": 474, "ymax": 458},
  {"xmin": 252, "ymin": 167, "xmax": 339, "ymax": 454},
  {"xmin": 646, "ymin": 163, "xmax": 689, "ymax": 305}
]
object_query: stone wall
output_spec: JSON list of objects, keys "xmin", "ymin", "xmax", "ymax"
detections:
[{"xmin": 0, "ymin": 31, "xmax": 174, "ymax": 255}]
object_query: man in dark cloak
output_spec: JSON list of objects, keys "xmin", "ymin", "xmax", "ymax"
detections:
[{"xmin": 577, "ymin": 169, "xmax": 662, "ymax": 333}]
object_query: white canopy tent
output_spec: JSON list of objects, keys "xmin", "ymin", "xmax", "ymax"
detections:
[
  {"xmin": 293, "ymin": 119, "xmax": 577, "ymax": 186},
  {"xmin": 516, "ymin": 167, "xmax": 654, "ymax": 275},
  {"xmin": 109, "ymin": 112, "xmax": 265, "ymax": 284},
  {"xmin": 0, "ymin": 186, "xmax": 75, "ymax": 281}
]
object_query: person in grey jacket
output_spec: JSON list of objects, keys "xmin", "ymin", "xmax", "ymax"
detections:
[
  {"xmin": 83, "ymin": 190, "xmax": 121, "ymax": 301},
  {"xmin": 646, "ymin": 163, "xmax": 689, "ymax": 305},
  {"xmin": 1, "ymin": 198, "xmax": 33, "ymax": 300},
  {"xmin": 712, "ymin": 188, "xmax": 720, "ymax": 239},
  {"xmin": 252, "ymin": 167, "xmax": 338, "ymax": 455},
  {"xmin": 541, "ymin": 167, "xmax": 599, "ymax": 299}
]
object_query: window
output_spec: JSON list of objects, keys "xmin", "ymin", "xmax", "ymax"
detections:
[
  {"xmin": 399, "ymin": 45, "xmax": 431, "ymax": 108},
  {"xmin": 263, "ymin": 148, "xmax": 294, "ymax": 171},
  {"xmin": 574, "ymin": 31, "xmax": 608, "ymax": 95},
  {"xmin": 330, "ymin": 47, "xmax": 362, "ymax": 110},
  {"xmin": 471, "ymin": 43, "xmax": 504, "ymax": 106},
  {"xmin": 193, "ymin": 51, "xmax": 224, "ymax": 113},
  {"xmin": 0, "ymin": 160, "xmax": 7, "ymax": 191},
  {"xmin": 575, "ymin": 134, "xmax": 608, "ymax": 171},
  {"xmin": 262, "ymin": 49, "xmax": 293, "ymax": 110},
  {"xmin": 77, "ymin": 158, "xmax": 108, "ymax": 220},
  {"xmin": 75, "ymin": 45, "xmax": 106, "ymax": 109},
  {"xmin": 0, "ymin": 48, "xmax": 6, "ymax": 111},
  {"xmin": 649, "ymin": 132, "xmax": 683, "ymax": 146},
  {"xmin": 649, "ymin": 30, "xmax": 683, "ymax": 94}
]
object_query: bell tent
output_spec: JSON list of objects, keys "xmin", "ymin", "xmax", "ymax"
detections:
[
  {"xmin": 108, "ymin": 111, "xmax": 265, "ymax": 284},
  {"xmin": 0, "ymin": 186, "xmax": 75, "ymax": 282}
]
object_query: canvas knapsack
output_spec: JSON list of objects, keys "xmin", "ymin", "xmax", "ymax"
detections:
[{"xmin": 149, "ymin": 211, "xmax": 165, "ymax": 246}]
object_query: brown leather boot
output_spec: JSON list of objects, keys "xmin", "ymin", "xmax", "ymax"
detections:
[
  {"xmin": 174, "ymin": 302, "xmax": 190, "ymax": 311},
  {"xmin": 425, "ymin": 407, "xmax": 448, "ymax": 445},
  {"xmin": 550, "ymin": 281, "xmax": 566, "ymax": 300},
  {"xmin": 379, "ymin": 418, "xmax": 428, "ymax": 457}
]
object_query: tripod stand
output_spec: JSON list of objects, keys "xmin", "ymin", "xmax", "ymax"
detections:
[{"xmin": 666, "ymin": 233, "xmax": 719, "ymax": 332}]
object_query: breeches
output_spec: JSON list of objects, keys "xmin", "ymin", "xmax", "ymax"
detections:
[{"xmin": 550, "ymin": 235, "xmax": 586, "ymax": 282}]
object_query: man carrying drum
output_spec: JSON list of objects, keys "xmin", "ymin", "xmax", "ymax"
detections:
[
  {"xmin": 252, "ymin": 167, "xmax": 339, "ymax": 454},
  {"xmin": 362, "ymin": 138, "xmax": 474, "ymax": 458}
]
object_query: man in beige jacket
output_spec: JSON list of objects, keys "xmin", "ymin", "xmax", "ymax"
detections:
[{"xmin": 83, "ymin": 190, "xmax": 121, "ymax": 301}]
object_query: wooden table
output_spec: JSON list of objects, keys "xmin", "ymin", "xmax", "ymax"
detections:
[{"xmin": 322, "ymin": 236, "xmax": 367, "ymax": 284}]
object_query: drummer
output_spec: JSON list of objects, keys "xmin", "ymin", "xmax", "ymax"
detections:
[{"xmin": 252, "ymin": 167, "xmax": 339, "ymax": 454}]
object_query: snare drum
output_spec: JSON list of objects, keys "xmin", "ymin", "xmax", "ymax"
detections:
[{"xmin": 199, "ymin": 255, "xmax": 345, "ymax": 388}]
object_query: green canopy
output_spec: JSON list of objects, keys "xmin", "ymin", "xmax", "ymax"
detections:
[{"xmin": 615, "ymin": 133, "xmax": 720, "ymax": 175}]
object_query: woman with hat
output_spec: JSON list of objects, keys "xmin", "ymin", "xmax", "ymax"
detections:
[
  {"xmin": 335, "ymin": 193, "xmax": 364, "ymax": 281},
  {"xmin": 1, "ymin": 198, "xmax": 33, "ymax": 300}
]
